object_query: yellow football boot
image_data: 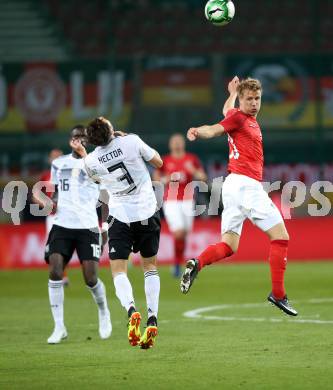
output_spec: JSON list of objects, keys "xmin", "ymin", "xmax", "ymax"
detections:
[
  {"xmin": 139, "ymin": 326, "xmax": 158, "ymax": 349},
  {"xmin": 128, "ymin": 312, "xmax": 141, "ymax": 346}
]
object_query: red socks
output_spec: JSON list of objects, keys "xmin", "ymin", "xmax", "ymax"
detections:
[
  {"xmin": 196, "ymin": 239, "xmax": 288, "ymax": 300},
  {"xmin": 175, "ymin": 238, "xmax": 185, "ymax": 265},
  {"xmin": 269, "ymin": 240, "xmax": 288, "ymax": 300},
  {"xmin": 198, "ymin": 242, "xmax": 233, "ymax": 270}
]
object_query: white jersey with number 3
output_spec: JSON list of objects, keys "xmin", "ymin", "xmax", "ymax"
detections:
[
  {"xmin": 51, "ymin": 154, "xmax": 101, "ymax": 229},
  {"xmin": 84, "ymin": 134, "xmax": 157, "ymax": 223}
]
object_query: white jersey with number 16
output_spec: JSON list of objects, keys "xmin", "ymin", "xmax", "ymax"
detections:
[
  {"xmin": 50, "ymin": 154, "xmax": 101, "ymax": 229},
  {"xmin": 84, "ymin": 134, "xmax": 157, "ymax": 223}
]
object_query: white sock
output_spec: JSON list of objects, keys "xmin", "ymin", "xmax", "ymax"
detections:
[
  {"xmin": 87, "ymin": 279, "xmax": 108, "ymax": 315},
  {"xmin": 144, "ymin": 270, "xmax": 160, "ymax": 319},
  {"xmin": 48, "ymin": 280, "xmax": 64, "ymax": 328},
  {"xmin": 113, "ymin": 272, "xmax": 135, "ymax": 312}
]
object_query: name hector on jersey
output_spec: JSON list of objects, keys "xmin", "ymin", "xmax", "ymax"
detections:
[{"xmin": 98, "ymin": 148, "xmax": 123, "ymax": 164}]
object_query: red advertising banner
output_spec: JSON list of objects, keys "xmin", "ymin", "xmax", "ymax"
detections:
[{"xmin": 0, "ymin": 217, "xmax": 332, "ymax": 269}]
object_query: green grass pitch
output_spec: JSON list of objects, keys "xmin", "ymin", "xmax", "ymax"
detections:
[{"xmin": 1, "ymin": 261, "xmax": 333, "ymax": 389}]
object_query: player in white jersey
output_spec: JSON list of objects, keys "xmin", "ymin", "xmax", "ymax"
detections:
[
  {"xmin": 70, "ymin": 117, "xmax": 163, "ymax": 349},
  {"xmin": 32, "ymin": 149, "xmax": 70, "ymax": 286},
  {"xmin": 35, "ymin": 126, "xmax": 112, "ymax": 344}
]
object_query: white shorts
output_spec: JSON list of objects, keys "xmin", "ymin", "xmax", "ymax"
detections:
[
  {"xmin": 222, "ymin": 173, "xmax": 283, "ymax": 236},
  {"xmin": 163, "ymin": 200, "xmax": 194, "ymax": 233}
]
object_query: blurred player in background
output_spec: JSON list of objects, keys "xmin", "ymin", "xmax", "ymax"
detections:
[
  {"xmin": 181, "ymin": 76, "xmax": 298, "ymax": 317},
  {"xmin": 33, "ymin": 149, "xmax": 70, "ymax": 286},
  {"xmin": 154, "ymin": 134, "xmax": 206, "ymax": 278},
  {"xmin": 34, "ymin": 126, "xmax": 112, "ymax": 344},
  {"xmin": 71, "ymin": 117, "xmax": 163, "ymax": 349}
]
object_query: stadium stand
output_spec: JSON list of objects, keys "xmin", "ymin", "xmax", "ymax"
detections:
[
  {"xmin": 1, "ymin": 0, "xmax": 330, "ymax": 60},
  {"xmin": 46, "ymin": 0, "xmax": 109, "ymax": 58},
  {"xmin": 42, "ymin": 0, "xmax": 331, "ymax": 58},
  {"xmin": 0, "ymin": 0, "xmax": 71, "ymax": 61}
]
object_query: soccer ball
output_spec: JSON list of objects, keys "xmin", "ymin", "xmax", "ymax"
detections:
[{"xmin": 205, "ymin": 0, "xmax": 235, "ymax": 26}]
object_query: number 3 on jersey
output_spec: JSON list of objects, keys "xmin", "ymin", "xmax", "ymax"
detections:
[{"xmin": 107, "ymin": 162, "xmax": 137, "ymax": 195}]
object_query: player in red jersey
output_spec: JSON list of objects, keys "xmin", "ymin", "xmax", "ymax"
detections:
[
  {"xmin": 33, "ymin": 149, "xmax": 70, "ymax": 286},
  {"xmin": 180, "ymin": 77, "xmax": 298, "ymax": 316},
  {"xmin": 154, "ymin": 134, "xmax": 206, "ymax": 277}
]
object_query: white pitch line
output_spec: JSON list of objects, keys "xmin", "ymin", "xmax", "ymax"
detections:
[
  {"xmin": 183, "ymin": 297, "xmax": 333, "ymax": 325},
  {"xmin": 307, "ymin": 298, "xmax": 333, "ymax": 304}
]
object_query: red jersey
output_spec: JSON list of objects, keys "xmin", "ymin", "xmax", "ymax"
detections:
[
  {"xmin": 219, "ymin": 108, "xmax": 263, "ymax": 181},
  {"xmin": 159, "ymin": 153, "xmax": 203, "ymax": 201}
]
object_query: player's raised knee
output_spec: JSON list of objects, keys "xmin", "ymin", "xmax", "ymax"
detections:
[{"xmin": 266, "ymin": 223, "xmax": 289, "ymax": 241}]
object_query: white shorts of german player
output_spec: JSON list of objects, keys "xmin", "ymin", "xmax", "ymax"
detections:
[
  {"xmin": 163, "ymin": 200, "xmax": 194, "ymax": 233},
  {"xmin": 222, "ymin": 173, "xmax": 283, "ymax": 236}
]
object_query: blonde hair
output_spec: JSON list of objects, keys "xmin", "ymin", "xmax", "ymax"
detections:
[{"xmin": 237, "ymin": 78, "xmax": 262, "ymax": 97}]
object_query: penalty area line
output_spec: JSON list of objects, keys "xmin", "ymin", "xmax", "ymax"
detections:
[{"xmin": 183, "ymin": 298, "xmax": 333, "ymax": 325}]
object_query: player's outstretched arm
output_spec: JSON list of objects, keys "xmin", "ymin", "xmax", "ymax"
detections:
[
  {"xmin": 187, "ymin": 124, "xmax": 224, "ymax": 141},
  {"xmin": 222, "ymin": 76, "xmax": 239, "ymax": 116},
  {"xmin": 148, "ymin": 151, "xmax": 163, "ymax": 169}
]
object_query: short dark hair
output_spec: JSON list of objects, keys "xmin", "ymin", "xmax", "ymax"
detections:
[
  {"xmin": 86, "ymin": 117, "xmax": 113, "ymax": 146},
  {"xmin": 70, "ymin": 125, "xmax": 86, "ymax": 137}
]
